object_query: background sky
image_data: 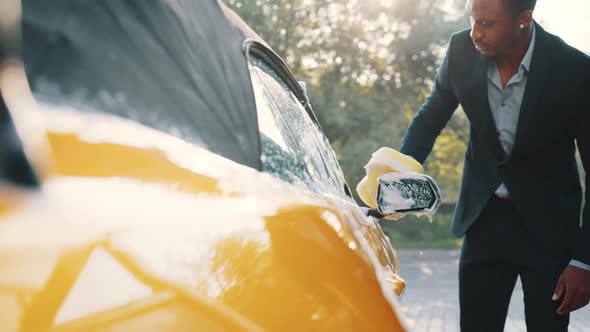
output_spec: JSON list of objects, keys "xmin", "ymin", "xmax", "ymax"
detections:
[{"xmin": 534, "ymin": 0, "xmax": 590, "ymax": 53}]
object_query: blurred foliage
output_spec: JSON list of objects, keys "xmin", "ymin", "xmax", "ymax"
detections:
[
  {"xmin": 225, "ymin": 0, "xmax": 470, "ymax": 246},
  {"xmin": 381, "ymin": 213, "xmax": 461, "ymax": 249}
]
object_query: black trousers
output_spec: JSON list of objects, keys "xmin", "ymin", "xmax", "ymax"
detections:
[{"xmin": 459, "ymin": 195, "xmax": 570, "ymax": 332}]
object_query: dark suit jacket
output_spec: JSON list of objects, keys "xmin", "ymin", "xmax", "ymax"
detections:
[{"xmin": 400, "ymin": 22, "xmax": 590, "ymax": 264}]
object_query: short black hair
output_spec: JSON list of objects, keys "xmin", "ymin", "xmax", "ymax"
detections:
[{"xmin": 504, "ymin": 0, "xmax": 537, "ymax": 16}]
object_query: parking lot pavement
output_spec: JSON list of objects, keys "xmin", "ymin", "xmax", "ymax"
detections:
[{"xmin": 396, "ymin": 249, "xmax": 590, "ymax": 332}]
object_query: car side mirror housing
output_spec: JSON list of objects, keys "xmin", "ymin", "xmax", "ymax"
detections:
[{"xmin": 376, "ymin": 172, "xmax": 441, "ymax": 218}]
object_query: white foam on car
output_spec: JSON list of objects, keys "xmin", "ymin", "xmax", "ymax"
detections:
[
  {"xmin": 380, "ymin": 187, "xmax": 415, "ymax": 210},
  {"xmin": 379, "ymin": 172, "xmax": 441, "ymax": 222}
]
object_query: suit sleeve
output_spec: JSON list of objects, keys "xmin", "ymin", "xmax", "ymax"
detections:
[
  {"xmin": 400, "ymin": 35, "xmax": 460, "ymax": 164},
  {"xmin": 573, "ymin": 75, "xmax": 590, "ymax": 265}
]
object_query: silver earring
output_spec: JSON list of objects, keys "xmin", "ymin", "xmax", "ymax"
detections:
[{"xmin": 520, "ymin": 24, "xmax": 525, "ymax": 29}]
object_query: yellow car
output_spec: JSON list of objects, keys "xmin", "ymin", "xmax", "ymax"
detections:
[{"xmin": 0, "ymin": 1, "xmax": 439, "ymax": 331}]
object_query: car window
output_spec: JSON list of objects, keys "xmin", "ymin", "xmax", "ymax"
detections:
[{"xmin": 248, "ymin": 55, "xmax": 348, "ymax": 197}]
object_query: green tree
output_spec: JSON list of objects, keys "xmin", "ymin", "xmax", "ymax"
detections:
[{"xmin": 226, "ymin": 0, "xmax": 470, "ymax": 247}]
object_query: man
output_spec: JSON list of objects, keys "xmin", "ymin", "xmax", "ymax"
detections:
[{"xmin": 399, "ymin": 0, "xmax": 590, "ymax": 330}]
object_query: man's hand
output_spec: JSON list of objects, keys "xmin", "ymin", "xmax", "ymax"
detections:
[{"xmin": 553, "ymin": 265, "xmax": 590, "ymax": 315}]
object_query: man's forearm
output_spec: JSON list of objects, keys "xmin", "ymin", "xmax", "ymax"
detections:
[{"xmin": 400, "ymin": 35, "xmax": 459, "ymax": 163}]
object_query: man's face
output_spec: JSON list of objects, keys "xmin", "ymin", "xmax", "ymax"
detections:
[{"xmin": 465, "ymin": 0, "xmax": 521, "ymax": 57}]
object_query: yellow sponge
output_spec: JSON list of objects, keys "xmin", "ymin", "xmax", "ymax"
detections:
[{"xmin": 356, "ymin": 147, "xmax": 423, "ymax": 208}]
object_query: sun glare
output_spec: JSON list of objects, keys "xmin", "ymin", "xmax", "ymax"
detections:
[{"xmin": 534, "ymin": 0, "xmax": 590, "ymax": 53}]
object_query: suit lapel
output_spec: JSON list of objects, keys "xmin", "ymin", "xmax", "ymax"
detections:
[
  {"xmin": 512, "ymin": 22, "xmax": 550, "ymax": 157},
  {"xmin": 468, "ymin": 52, "xmax": 508, "ymax": 162}
]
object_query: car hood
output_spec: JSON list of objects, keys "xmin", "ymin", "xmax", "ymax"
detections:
[{"xmin": 0, "ymin": 108, "xmax": 407, "ymax": 331}]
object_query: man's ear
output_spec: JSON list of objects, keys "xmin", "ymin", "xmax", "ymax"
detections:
[{"xmin": 518, "ymin": 10, "xmax": 533, "ymax": 29}]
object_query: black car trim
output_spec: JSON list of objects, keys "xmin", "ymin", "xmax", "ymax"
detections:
[
  {"xmin": 0, "ymin": 3, "xmax": 40, "ymax": 189},
  {"xmin": 0, "ymin": 94, "xmax": 39, "ymax": 188}
]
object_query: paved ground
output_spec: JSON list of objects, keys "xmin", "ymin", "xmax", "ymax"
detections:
[{"xmin": 397, "ymin": 249, "xmax": 590, "ymax": 332}]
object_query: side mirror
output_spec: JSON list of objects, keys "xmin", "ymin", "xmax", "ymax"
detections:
[{"xmin": 375, "ymin": 172, "xmax": 441, "ymax": 218}]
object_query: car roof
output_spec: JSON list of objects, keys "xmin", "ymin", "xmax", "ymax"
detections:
[{"xmin": 21, "ymin": 0, "xmax": 269, "ymax": 170}]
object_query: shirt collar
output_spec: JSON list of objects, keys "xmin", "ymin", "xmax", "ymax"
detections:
[
  {"xmin": 520, "ymin": 23, "xmax": 536, "ymax": 72},
  {"xmin": 486, "ymin": 23, "xmax": 536, "ymax": 88}
]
